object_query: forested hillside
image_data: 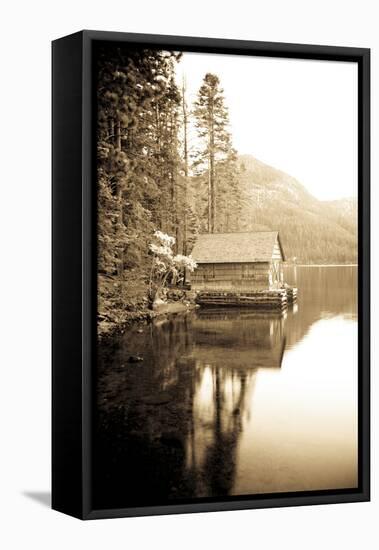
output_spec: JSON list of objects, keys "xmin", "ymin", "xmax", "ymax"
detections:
[
  {"xmin": 231, "ymin": 155, "xmax": 358, "ymax": 264},
  {"xmin": 96, "ymin": 45, "xmax": 357, "ymax": 334}
]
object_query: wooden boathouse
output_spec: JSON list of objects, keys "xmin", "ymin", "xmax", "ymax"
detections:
[{"xmin": 190, "ymin": 231, "xmax": 296, "ymax": 309}]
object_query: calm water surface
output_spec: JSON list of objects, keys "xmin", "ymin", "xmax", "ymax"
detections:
[{"xmin": 94, "ymin": 266, "xmax": 358, "ymax": 508}]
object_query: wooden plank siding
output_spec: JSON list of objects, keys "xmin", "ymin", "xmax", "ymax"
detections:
[
  {"xmin": 272, "ymin": 240, "xmax": 282, "ymax": 261},
  {"xmin": 190, "ymin": 231, "xmax": 285, "ymax": 293},
  {"xmin": 191, "ymin": 262, "xmax": 270, "ymax": 291}
]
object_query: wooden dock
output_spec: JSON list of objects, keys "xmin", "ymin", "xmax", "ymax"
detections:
[
  {"xmin": 195, "ymin": 287, "xmax": 297, "ymax": 311},
  {"xmin": 285, "ymin": 287, "xmax": 298, "ymax": 303},
  {"xmin": 197, "ymin": 289, "xmax": 283, "ymax": 311}
]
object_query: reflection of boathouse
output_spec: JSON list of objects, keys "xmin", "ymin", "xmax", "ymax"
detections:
[{"xmin": 193, "ymin": 309, "xmax": 286, "ymax": 369}]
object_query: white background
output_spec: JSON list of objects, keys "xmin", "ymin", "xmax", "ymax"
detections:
[{"xmin": 0, "ymin": 1, "xmax": 376, "ymax": 548}]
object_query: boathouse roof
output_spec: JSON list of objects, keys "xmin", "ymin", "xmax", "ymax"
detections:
[{"xmin": 191, "ymin": 231, "xmax": 285, "ymax": 264}]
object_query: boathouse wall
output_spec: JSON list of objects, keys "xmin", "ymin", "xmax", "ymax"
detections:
[{"xmin": 191, "ymin": 261, "xmax": 272, "ymax": 291}]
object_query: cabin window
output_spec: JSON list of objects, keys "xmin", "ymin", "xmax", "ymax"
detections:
[
  {"xmin": 242, "ymin": 264, "xmax": 254, "ymax": 278},
  {"xmin": 203, "ymin": 264, "xmax": 215, "ymax": 280}
]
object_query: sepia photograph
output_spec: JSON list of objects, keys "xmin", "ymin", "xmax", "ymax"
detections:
[{"xmin": 93, "ymin": 42, "xmax": 359, "ymax": 510}]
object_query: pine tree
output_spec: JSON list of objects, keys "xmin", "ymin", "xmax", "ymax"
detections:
[
  {"xmin": 96, "ymin": 46, "xmax": 184, "ymax": 325},
  {"xmin": 181, "ymin": 77, "xmax": 189, "ymax": 255},
  {"xmin": 192, "ymin": 73, "xmax": 240, "ymax": 233}
]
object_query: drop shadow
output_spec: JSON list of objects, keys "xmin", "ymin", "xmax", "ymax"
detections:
[{"xmin": 22, "ymin": 491, "xmax": 51, "ymax": 508}]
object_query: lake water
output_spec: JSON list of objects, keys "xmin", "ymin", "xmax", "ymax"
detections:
[{"xmin": 94, "ymin": 266, "xmax": 358, "ymax": 509}]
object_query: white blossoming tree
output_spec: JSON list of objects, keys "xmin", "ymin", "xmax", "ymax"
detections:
[{"xmin": 148, "ymin": 230, "xmax": 197, "ymax": 302}]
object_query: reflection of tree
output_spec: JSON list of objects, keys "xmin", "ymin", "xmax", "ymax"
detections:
[
  {"xmin": 94, "ymin": 309, "xmax": 285, "ymax": 508},
  {"xmin": 204, "ymin": 369, "xmax": 241, "ymax": 495},
  {"xmin": 191, "ymin": 368, "xmax": 255, "ymax": 497}
]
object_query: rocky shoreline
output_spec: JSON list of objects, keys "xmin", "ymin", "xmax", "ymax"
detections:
[{"xmin": 98, "ymin": 289, "xmax": 198, "ymax": 343}]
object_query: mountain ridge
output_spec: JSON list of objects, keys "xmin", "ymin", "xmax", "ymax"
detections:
[{"xmin": 236, "ymin": 154, "xmax": 357, "ymax": 264}]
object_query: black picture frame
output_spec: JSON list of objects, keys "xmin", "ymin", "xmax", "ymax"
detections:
[{"xmin": 52, "ymin": 30, "xmax": 370, "ymax": 520}]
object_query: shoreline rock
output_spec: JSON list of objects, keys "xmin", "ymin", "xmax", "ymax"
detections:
[{"xmin": 98, "ymin": 300, "xmax": 198, "ymax": 344}]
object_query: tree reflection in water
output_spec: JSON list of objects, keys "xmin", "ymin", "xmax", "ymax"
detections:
[{"xmin": 94, "ymin": 309, "xmax": 286, "ymax": 509}]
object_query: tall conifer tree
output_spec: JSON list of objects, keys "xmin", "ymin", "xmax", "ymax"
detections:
[{"xmin": 192, "ymin": 73, "xmax": 238, "ymax": 233}]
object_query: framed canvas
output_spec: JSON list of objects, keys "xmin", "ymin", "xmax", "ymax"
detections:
[{"xmin": 52, "ymin": 30, "xmax": 370, "ymax": 520}]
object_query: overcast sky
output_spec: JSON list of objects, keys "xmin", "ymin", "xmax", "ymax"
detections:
[{"xmin": 175, "ymin": 52, "xmax": 357, "ymax": 201}]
